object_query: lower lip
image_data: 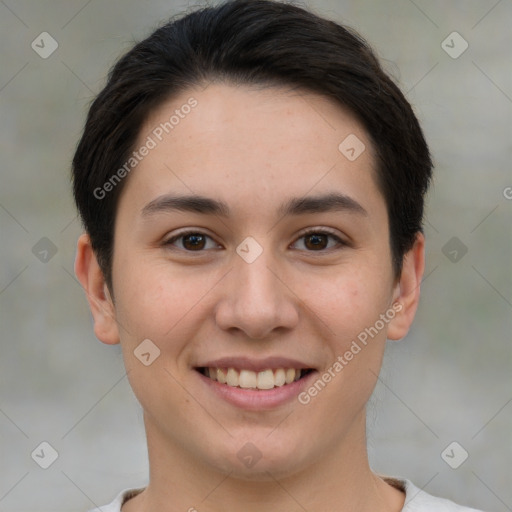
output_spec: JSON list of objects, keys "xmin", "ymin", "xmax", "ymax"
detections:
[{"xmin": 196, "ymin": 370, "xmax": 317, "ymax": 411}]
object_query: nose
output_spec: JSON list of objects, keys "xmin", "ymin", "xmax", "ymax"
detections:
[{"xmin": 214, "ymin": 246, "xmax": 300, "ymax": 340}]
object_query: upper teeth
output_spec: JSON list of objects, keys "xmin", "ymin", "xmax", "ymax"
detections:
[{"xmin": 205, "ymin": 367, "xmax": 303, "ymax": 390}]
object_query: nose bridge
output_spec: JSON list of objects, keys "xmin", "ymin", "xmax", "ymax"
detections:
[
  {"xmin": 215, "ymin": 239, "xmax": 298, "ymax": 338},
  {"xmin": 237, "ymin": 249, "xmax": 279, "ymax": 307}
]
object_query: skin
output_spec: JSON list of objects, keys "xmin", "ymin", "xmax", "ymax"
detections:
[{"xmin": 75, "ymin": 82, "xmax": 425, "ymax": 512}]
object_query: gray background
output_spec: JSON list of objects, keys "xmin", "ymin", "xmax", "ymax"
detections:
[{"xmin": 0, "ymin": 0, "xmax": 511, "ymax": 511}]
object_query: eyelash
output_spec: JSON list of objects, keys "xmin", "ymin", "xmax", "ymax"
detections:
[{"xmin": 163, "ymin": 228, "xmax": 347, "ymax": 253}]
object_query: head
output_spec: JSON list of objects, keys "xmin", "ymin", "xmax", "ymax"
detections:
[
  {"xmin": 74, "ymin": 0, "xmax": 432, "ymax": 481},
  {"xmin": 73, "ymin": 0, "xmax": 432, "ymax": 292}
]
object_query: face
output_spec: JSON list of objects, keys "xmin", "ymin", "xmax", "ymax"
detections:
[{"xmin": 77, "ymin": 82, "xmax": 423, "ymax": 480}]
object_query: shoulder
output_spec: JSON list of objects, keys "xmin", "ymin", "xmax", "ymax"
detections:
[
  {"xmin": 87, "ymin": 488, "xmax": 145, "ymax": 512},
  {"xmin": 385, "ymin": 477, "xmax": 486, "ymax": 512}
]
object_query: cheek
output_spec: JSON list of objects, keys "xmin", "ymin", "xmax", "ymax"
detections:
[
  {"xmin": 112, "ymin": 257, "xmax": 187, "ymax": 343},
  {"xmin": 297, "ymin": 270, "xmax": 391, "ymax": 422},
  {"xmin": 301, "ymin": 266, "xmax": 393, "ymax": 342},
  {"xmin": 113, "ymin": 256, "xmax": 223, "ymax": 362},
  {"xmin": 113, "ymin": 265, "xmax": 196, "ymax": 406}
]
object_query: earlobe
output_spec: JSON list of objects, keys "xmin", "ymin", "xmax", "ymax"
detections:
[
  {"xmin": 387, "ymin": 232, "xmax": 425, "ymax": 341},
  {"xmin": 74, "ymin": 233, "xmax": 120, "ymax": 345}
]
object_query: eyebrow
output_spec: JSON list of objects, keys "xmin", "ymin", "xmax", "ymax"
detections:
[{"xmin": 140, "ymin": 192, "xmax": 368, "ymax": 218}]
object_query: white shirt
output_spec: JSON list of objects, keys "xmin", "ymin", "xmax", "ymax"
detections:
[{"xmin": 88, "ymin": 478, "xmax": 485, "ymax": 511}]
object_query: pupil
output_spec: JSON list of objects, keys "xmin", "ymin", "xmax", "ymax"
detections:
[
  {"xmin": 184, "ymin": 234, "xmax": 205, "ymax": 250},
  {"xmin": 306, "ymin": 233, "xmax": 326, "ymax": 250}
]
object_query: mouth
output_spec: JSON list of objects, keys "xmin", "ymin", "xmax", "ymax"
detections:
[{"xmin": 195, "ymin": 367, "xmax": 315, "ymax": 391}]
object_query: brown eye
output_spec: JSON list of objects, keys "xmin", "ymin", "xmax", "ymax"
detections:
[
  {"xmin": 293, "ymin": 229, "xmax": 345, "ymax": 252},
  {"xmin": 181, "ymin": 233, "xmax": 206, "ymax": 250},
  {"xmin": 304, "ymin": 232, "xmax": 329, "ymax": 250},
  {"xmin": 164, "ymin": 231, "xmax": 218, "ymax": 251}
]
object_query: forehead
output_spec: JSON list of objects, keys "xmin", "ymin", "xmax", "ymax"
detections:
[{"xmin": 119, "ymin": 82, "xmax": 383, "ymax": 221}]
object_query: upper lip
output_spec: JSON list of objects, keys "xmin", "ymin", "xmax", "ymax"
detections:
[{"xmin": 195, "ymin": 356, "xmax": 315, "ymax": 373}]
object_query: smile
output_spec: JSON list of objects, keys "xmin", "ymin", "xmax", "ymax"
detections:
[{"xmin": 196, "ymin": 367, "xmax": 314, "ymax": 390}]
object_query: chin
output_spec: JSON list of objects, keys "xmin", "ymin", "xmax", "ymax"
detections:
[{"xmin": 207, "ymin": 440, "xmax": 313, "ymax": 482}]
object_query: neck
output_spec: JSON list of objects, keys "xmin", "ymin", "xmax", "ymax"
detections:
[{"xmin": 123, "ymin": 411, "xmax": 404, "ymax": 512}]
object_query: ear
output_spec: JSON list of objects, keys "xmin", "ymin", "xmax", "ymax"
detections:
[
  {"xmin": 387, "ymin": 232, "xmax": 425, "ymax": 341},
  {"xmin": 74, "ymin": 233, "xmax": 120, "ymax": 345}
]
